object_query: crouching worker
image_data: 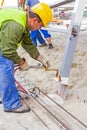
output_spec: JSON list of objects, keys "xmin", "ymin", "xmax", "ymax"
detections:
[{"xmin": 0, "ymin": 3, "xmax": 52, "ymax": 113}]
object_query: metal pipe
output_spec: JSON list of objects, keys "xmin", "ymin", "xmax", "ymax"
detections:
[{"xmin": 50, "ymin": 0, "xmax": 75, "ymax": 9}]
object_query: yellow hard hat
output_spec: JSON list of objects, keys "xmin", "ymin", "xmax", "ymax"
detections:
[{"xmin": 31, "ymin": 3, "xmax": 52, "ymax": 27}]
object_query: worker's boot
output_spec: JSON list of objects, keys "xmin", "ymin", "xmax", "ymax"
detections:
[
  {"xmin": 48, "ymin": 43, "xmax": 54, "ymax": 49},
  {"xmin": 4, "ymin": 101, "xmax": 30, "ymax": 113}
]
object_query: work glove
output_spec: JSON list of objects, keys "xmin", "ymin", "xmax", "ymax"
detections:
[
  {"xmin": 48, "ymin": 43, "xmax": 54, "ymax": 49},
  {"xmin": 19, "ymin": 58, "xmax": 29, "ymax": 71},
  {"xmin": 37, "ymin": 55, "xmax": 49, "ymax": 69}
]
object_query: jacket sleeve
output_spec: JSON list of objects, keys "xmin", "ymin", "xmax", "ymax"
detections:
[
  {"xmin": 0, "ymin": 21, "xmax": 24, "ymax": 64},
  {"xmin": 22, "ymin": 30, "xmax": 40, "ymax": 59}
]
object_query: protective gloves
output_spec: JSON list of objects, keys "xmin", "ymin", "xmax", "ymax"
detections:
[
  {"xmin": 48, "ymin": 43, "xmax": 54, "ymax": 49},
  {"xmin": 36, "ymin": 55, "xmax": 49, "ymax": 69},
  {"xmin": 19, "ymin": 58, "xmax": 29, "ymax": 71}
]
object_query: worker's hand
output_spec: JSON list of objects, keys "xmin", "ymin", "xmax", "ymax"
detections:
[
  {"xmin": 19, "ymin": 58, "xmax": 29, "ymax": 71},
  {"xmin": 37, "ymin": 55, "xmax": 49, "ymax": 69}
]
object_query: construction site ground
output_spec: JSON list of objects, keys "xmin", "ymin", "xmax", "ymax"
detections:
[{"xmin": 0, "ymin": 22, "xmax": 87, "ymax": 130}]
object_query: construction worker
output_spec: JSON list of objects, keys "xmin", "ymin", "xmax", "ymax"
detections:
[
  {"xmin": 25, "ymin": 0, "xmax": 54, "ymax": 49},
  {"xmin": 18, "ymin": 0, "xmax": 26, "ymax": 9},
  {"xmin": 0, "ymin": 3, "xmax": 52, "ymax": 113}
]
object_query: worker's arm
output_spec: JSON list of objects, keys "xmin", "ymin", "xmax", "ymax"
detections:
[
  {"xmin": 22, "ymin": 31, "xmax": 49, "ymax": 68},
  {"xmin": 0, "ymin": 21, "xmax": 24, "ymax": 64},
  {"xmin": 22, "ymin": 30, "xmax": 40, "ymax": 59}
]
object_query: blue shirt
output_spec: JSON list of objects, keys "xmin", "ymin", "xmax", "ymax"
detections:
[{"xmin": 26, "ymin": 0, "xmax": 39, "ymax": 7}]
